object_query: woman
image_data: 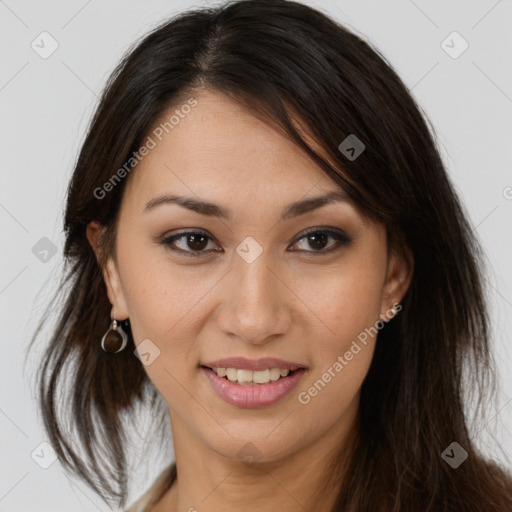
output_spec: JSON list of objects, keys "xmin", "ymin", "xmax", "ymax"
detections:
[{"xmin": 30, "ymin": 0, "xmax": 512, "ymax": 510}]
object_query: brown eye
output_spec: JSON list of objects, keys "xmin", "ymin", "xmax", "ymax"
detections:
[
  {"xmin": 290, "ymin": 228, "xmax": 351, "ymax": 255},
  {"xmin": 182, "ymin": 233, "xmax": 209, "ymax": 251},
  {"xmin": 159, "ymin": 227, "xmax": 351, "ymax": 259},
  {"xmin": 160, "ymin": 231, "xmax": 220, "ymax": 257}
]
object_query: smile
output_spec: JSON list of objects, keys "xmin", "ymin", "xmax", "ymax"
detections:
[
  {"xmin": 210, "ymin": 367, "xmax": 292, "ymax": 384},
  {"xmin": 201, "ymin": 366, "xmax": 306, "ymax": 408}
]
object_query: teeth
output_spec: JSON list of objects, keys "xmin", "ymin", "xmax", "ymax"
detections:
[
  {"xmin": 237, "ymin": 369, "xmax": 253, "ymax": 383},
  {"xmin": 269, "ymin": 368, "xmax": 281, "ymax": 381},
  {"xmin": 226, "ymin": 368, "xmax": 238, "ymax": 382},
  {"xmin": 253, "ymin": 369, "xmax": 270, "ymax": 383},
  {"xmin": 213, "ymin": 367, "xmax": 293, "ymax": 384}
]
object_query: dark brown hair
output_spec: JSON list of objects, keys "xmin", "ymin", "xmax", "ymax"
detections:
[{"xmin": 28, "ymin": 0, "xmax": 512, "ymax": 510}]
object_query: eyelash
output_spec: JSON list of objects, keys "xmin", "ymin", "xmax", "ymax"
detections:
[{"xmin": 158, "ymin": 227, "xmax": 352, "ymax": 258}]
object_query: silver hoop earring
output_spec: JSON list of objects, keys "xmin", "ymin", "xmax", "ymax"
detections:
[
  {"xmin": 388, "ymin": 302, "xmax": 402, "ymax": 320},
  {"xmin": 101, "ymin": 317, "xmax": 128, "ymax": 353}
]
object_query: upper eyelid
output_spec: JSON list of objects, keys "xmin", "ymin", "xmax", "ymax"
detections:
[
  {"xmin": 160, "ymin": 227, "xmax": 350, "ymax": 252},
  {"xmin": 162, "ymin": 226, "xmax": 347, "ymax": 241}
]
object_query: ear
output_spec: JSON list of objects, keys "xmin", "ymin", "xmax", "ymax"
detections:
[
  {"xmin": 380, "ymin": 245, "xmax": 414, "ymax": 319},
  {"xmin": 86, "ymin": 221, "xmax": 129, "ymax": 320}
]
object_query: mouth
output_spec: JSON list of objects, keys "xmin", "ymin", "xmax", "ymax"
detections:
[
  {"xmin": 201, "ymin": 365, "xmax": 302, "ymax": 385},
  {"xmin": 200, "ymin": 364, "xmax": 307, "ymax": 408}
]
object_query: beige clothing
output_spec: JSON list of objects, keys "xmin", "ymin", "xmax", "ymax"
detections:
[{"xmin": 125, "ymin": 464, "xmax": 176, "ymax": 512}]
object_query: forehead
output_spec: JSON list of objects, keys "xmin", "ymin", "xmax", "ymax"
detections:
[{"xmin": 121, "ymin": 90, "xmax": 354, "ymax": 220}]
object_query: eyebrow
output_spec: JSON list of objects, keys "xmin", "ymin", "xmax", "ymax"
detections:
[{"xmin": 143, "ymin": 190, "xmax": 351, "ymax": 221}]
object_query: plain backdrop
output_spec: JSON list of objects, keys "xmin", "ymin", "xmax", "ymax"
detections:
[{"xmin": 1, "ymin": 0, "xmax": 511, "ymax": 510}]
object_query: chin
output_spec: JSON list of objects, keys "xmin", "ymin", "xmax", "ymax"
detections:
[{"xmin": 200, "ymin": 422, "xmax": 306, "ymax": 466}]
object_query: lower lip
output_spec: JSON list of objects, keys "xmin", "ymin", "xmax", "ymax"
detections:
[{"xmin": 201, "ymin": 367, "xmax": 305, "ymax": 408}]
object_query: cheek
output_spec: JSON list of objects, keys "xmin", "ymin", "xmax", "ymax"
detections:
[
  {"xmin": 293, "ymin": 255, "xmax": 385, "ymax": 350},
  {"xmin": 292, "ymin": 258, "xmax": 384, "ymax": 424},
  {"xmin": 117, "ymin": 240, "xmax": 207, "ymax": 340},
  {"xmin": 113, "ymin": 238, "xmax": 207, "ymax": 389},
  {"xmin": 294, "ymin": 292, "xmax": 379, "ymax": 437}
]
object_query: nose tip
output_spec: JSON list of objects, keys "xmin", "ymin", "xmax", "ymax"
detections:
[
  {"xmin": 216, "ymin": 260, "xmax": 292, "ymax": 345},
  {"xmin": 224, "ymin": 297, "xmax": 290, "ymax": 345}
]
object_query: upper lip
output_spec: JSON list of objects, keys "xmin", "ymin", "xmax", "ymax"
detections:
[{"xmin": 201, "ymin": 357, "xmax": 306, "ymax": 371}]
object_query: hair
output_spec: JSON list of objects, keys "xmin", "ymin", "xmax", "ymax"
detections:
[{"xmin": 28, "ymin": 0, "xmax": 512, "ymax": 510}]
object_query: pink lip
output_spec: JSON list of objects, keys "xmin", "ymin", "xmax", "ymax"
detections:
[
  {"xmin": 201, "ymin": 357, "xmax": 305, "ymax": 371},
  {"xmin": 201, "ymin": 367, "xmax": 306, "ymax": 408}
]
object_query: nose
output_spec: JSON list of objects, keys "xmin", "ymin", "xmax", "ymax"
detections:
[{"xmin": 215, "ymin": 253, "xmax": 292, "ymax": 345}]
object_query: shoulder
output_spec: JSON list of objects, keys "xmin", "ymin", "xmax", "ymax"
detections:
[{"xmin": 125, "ymin": 463, "xmax": 176, "ymax": 512}]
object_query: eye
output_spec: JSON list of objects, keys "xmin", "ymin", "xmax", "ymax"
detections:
[
  {"xmin": 158, "ymin": 227, "xmax": 352, "ymax": 258},
  {"xmin": 159, "ymin": 230, "xmax": 221, "ymax": 258},
  {"xmin": 289, "ymin": 228, "xmax": 351, "ymax": 255}
]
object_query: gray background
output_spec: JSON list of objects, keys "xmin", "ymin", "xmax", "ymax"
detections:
[{"xmin": 1, "ymin": 0, "xmax": 511, "ymax": 510}]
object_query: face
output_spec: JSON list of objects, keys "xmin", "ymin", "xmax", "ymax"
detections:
[{"xmin": 88, "ymin": 90, "xmax": 412, "ymax": 465}]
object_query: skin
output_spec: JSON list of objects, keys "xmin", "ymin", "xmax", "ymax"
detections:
[{"xmin": 87, "ymin": 90, "xmax": 413, "ymax": 512}]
